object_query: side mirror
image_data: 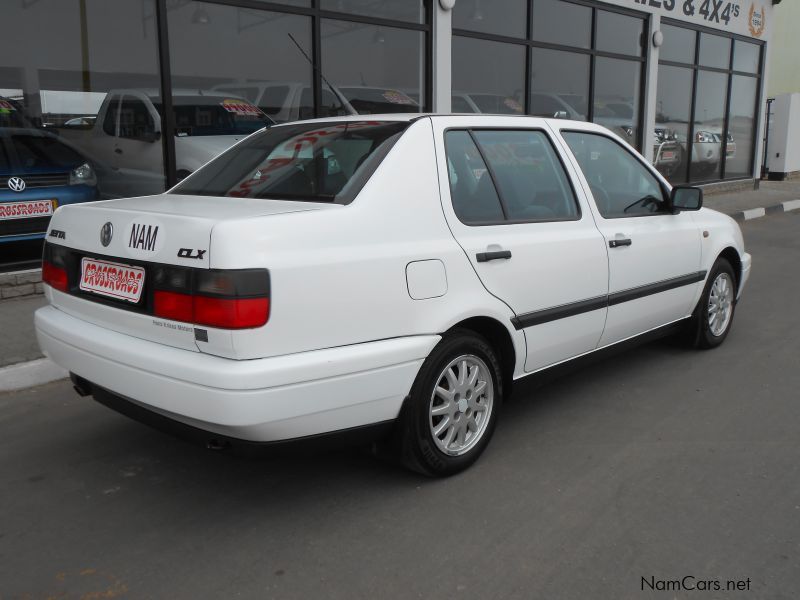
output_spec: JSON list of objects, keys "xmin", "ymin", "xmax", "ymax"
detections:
[
  {"xmin": 142, "ymin": 130, "xmax": 161, "ymax": 143},
  {"xmin": 553, "ymin": 110, "xmax": 568, "ymax": 119},
  {"xmin": 670, "ymin": 186, "xmax": 703, "ymax": 213}
]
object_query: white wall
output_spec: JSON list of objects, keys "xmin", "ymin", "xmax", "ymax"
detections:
[{"xmin": 767, "ymin": 93, "xmax": 800, "ymax": 176}]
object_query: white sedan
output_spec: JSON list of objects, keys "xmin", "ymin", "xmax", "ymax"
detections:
[{"xmin": 35, "ymin": 115, "xmax": 751, "ymax": 476}]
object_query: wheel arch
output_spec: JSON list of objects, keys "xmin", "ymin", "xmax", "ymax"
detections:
[
  {"xmin": 718, "ymin": 246, "xmax": 742, "ymax": 291},
  {"xmin": 444, "ymin": 316, "xmax": 517, "ymax": 399}
]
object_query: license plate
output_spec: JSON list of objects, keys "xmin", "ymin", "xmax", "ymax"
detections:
[
  {"xmin": 79, "ymin": 257, "xmax": 145, "ymax": 303},
  {"xmin": 0, "ymin": 199, "xmax": 56, "ymax": 220},
  {"xmin": 661, "ymin": 151, "xmax": 675, "ymax": 160}
]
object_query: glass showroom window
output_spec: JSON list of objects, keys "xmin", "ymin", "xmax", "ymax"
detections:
[
  {"xmin": 321, "ymin": 20, "xmax": 425, "ymax": 115},
  {"xmin": 531, "ymin": 0, "xmax": 591, "ymax": 48},
  {"xmin": 593, "ymin": 57, "xmax": 642, "ymax": 150},
  {"xmin": 168, "ymin": 4, "xmax": 313, "ymax": 181},
  {"xmin": 0, "ymin": 0, "xmax": 164, "ymax": 200},
  {"xmin": 452, "ymin": 37, "xmax": 525, "ymax": 115},
  {"xmin": 319, "ymin": 0, "xmax": 425, "ymax": 24},
  {"xmin": 453, "ymin": 0, "xmax": 646, "ymax": 146},
  {"xmin": 655, "ymin": 65, "xmax": 693, "ymax": 183},
  {"xmin": 656, "ymin": 22, "xmax": 763, "ymax": 183},
  {"xmin": 453, "ymin": 0, "xmax": 528, "ymax": 38},
  {"xmin": 726, "ymin": 75, "xmax": 759, "ymax": 178},
  {"xmin": 529, "ymin": 48, "xmax": 589, "ymax": 120}
]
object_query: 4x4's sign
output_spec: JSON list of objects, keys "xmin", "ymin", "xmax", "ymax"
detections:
[{"xmin": 629, "ymin": 0, "xmax": 767, "ymax": 38}]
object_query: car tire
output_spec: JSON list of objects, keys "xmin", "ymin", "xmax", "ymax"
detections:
[
  {"xmin": 690, "ymin": 257, "xmax": 737, "ymax": 349},
  {"xmin": 396, "ymin": 329, "xmax": 503, "ymax": 477}
]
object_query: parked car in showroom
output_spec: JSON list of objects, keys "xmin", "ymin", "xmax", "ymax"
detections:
[
  {"xmin": 212, "ymin": 81, "xmax": 356, "ymax": 123},
  {"xmin": 451, "ymin": 91, "xmax": 525, "ymax": 115},
  {"xmin": 36, "ymin": 115, "xmax": 750, "ymax": 476},
  {"xmin": 60, "ymin": 89, "xmax": 274, "ymax": 197},
  {"xmin": 1, "ymin": 97, "xmax": 98, "ymax": 244}
]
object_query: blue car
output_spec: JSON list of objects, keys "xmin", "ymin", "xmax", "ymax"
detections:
[{"xmin": 1, "ymin": 98, "xmax": 98, "ymax": 244}]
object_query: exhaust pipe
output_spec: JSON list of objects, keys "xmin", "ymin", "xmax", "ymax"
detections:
[
  {"xmin": 69, "ymin": 373, "xmax": 92, "ymax": 397},
  {"xmin": 206, "ymin": 438, "xmax": 231, "ymax": 451}
]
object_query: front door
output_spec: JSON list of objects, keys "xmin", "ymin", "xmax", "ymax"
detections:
[
  {"xmin": 558, "ymin": 129, "xmax": 703, "ymax": 347},
  {"xmin": 434, "ymin": 117, "xmax": 609, "ymax": 372}
]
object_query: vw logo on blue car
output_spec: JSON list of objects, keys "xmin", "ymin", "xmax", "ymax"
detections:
[{"xmin": 7, "ymin": 177, "xmax": 26, "ymax": 192}]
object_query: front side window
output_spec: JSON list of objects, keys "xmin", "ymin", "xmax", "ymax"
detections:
[
  {"xmin": 172, "ymin": 120, "xmax": 407, "ymax": 203},
  {"xmin": 562, "ymin": 131, "xmax": 666, "ymax": 219},
  {"xmin": 165, "ymin": 97, "xmax": 272, "ymax": 137},
  {"xmin": 445, "ymin": 129, "xmax": 579, "ymax": 224},
  {"xmin": 119, "ymin": 96, "xmax": 156, "ymax": 140}
]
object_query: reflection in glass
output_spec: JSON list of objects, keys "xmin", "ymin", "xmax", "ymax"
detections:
[
  {"xmin": 531, "ymin": 0, "xmax": 591, "ymax": 48},
  {"xmin": 321, "ymin": 20, "xmax": 424, "ymax": 114},
  {"xmin": 453, "ymin": 36, "xmax": 525, "ymax": 115},
  {"xmin": 320, "ymin": 0, "xmax": 424, "ymax": 24},
  {"xmin": 699, "ymin": 33, "xmax": 731, "ymax": 69},
  {"xmin": 659, "ymin": 24, "xmax": 696, "ymax": 64},
  {"xmin": 733, "ymin": 41, "xmax": 761, "ymax": 74},
  {"xmin": 530, "ymin": 48, "xmax": 589, "ymax": 120},
  {"xmin": 171, "ymin": 5, "xmax": 315, "ymax": 123},
  {"xmin": 655, "ymin": 65, "xmax": 693, "ymax": 183},
  {"xmin": 725, "ymin": 76, "xmax": 757, "ymax": 178},
  {"xmin": 452, "ymin": 0, "xmax": 527, "ymax": 38},
  {"xmin": 691, "ymin": 70, "xmax": 728, "ymax": 181},
  {"xmin": 596, "ymin": 11, "xmax": 644, "ymax": 57},
  {"xmin": 592, "ymin": 57, "xmax": 642, "ymax": 150},
  {"xmin": 0, "ymin": 0, "xmax": 162, "ymax": 204}
]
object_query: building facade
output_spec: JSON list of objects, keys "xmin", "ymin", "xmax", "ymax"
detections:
[{"xmin": 0, "ymin": 0, "xmax": 774, "ymax": 200}]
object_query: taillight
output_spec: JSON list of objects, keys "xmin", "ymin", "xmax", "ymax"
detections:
[
  {"xmin": 42, "ymin": 260, "xmax": 68, "ymax": 292},
  {"xmin": 152, "ymin": 267, "xmax": 270, "ymax": 329},
  {"xmin": 42, "ymin": 242, "xmax": 69, "ymax": 292}
]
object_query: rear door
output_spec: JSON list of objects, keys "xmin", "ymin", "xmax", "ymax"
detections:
[
  {"xmin": 557, "ymin": 128, "xmax": 702, "ymax": 346},
  {"xmin": 433, "ymin": 117, "xmax": 609, "ymax": 372}
]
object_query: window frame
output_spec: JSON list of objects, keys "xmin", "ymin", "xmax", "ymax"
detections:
[
  {"xmin": 452, "ymin": 0, "xmax": 649, "ymax": 151},
  {"xmin": 155, "ymin": 0, "xmax": 433, "ymax": 188},
  {"xmin": 657, "ymin": 17, "xmax": 765, "ymax": 184},
  {"xmin": 443, "ymin": 126, "xmax": 583, "ymax": 227},
  {"xmin": 558, "ymin": 128, "xmax": 673, "ymax": 220}
]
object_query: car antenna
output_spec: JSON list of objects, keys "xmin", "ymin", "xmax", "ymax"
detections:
[{"xmin": 287, "ymin": 33, "xmax": 356, "ymax": 116}]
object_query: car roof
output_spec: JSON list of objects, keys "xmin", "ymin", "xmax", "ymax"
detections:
[{"xmin": 269, "ymin": 113, "xmax": 593, "ymax": 127}]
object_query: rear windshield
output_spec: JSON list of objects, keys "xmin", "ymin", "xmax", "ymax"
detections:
[
  {"xmin": 6, "ymin": 134, "xmax": 84, "ymax": 171},
  {"xmin": 172, "ymin": 120, "xmax": 408, "ymax": 203}
]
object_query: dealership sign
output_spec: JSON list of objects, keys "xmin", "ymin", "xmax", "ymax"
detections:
[{"xmin": 627, "ymin": 0, "xmax": 769, "ymax": 38}]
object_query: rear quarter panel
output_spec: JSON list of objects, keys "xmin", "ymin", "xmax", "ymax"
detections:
[{"xmin": 209, "ymin": 118, "xmax": 523, "ymax": 370}]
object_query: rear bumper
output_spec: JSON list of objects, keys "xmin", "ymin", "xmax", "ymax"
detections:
[{"xmin": 35, "ymin": 305, "xmax": 439, "ymax": 442}]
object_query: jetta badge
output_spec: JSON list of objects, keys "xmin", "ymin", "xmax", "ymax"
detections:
[
  {"xmin": 7, "ymin": 177, "xmax": 26, "ymax": 192},
  {"xmin": 100, "ymin": 222, "xmax": 113, "ymax": 247}
]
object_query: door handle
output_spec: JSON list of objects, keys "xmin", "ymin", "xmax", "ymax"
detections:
[
  {"xmin": 114, "ymin": 148, "xmax": 123, "ymax": 154},
  {"xmin": 609, "ymin": 238, "xmax": 632, "ymax": 248},
  {"xmin": 476, "ymin": 250, "xmax": 512, "ymax": 262}
]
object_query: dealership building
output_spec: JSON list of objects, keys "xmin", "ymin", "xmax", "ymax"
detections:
[{"xmin": 1, "ymin": 0, "xmax": 775, "ymax": 199}]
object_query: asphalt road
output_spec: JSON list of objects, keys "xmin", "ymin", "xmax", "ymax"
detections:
[{"xmin": 1, "ymin": 213, "xmax": 799, "ymax": 600}]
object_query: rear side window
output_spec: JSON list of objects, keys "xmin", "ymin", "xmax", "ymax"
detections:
[
  {"xmin": 445, "ymin": 129, "xmax": 579, "ymax": 224},
  {"xmin": 445, "ymin": 131, "xmax": 505, "ymax": 224},
  {"xmin": 172, "ymin": 120, "xmax": 408, "ymax": 204}
]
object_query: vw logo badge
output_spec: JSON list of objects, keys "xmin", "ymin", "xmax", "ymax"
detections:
[
  {"xmin": 7, "ymin": 177, "xmax": 26, "ymax": 192},
  {"xmin": 100, "ymin": 222, "xmax": 113, "ymax": 247}
]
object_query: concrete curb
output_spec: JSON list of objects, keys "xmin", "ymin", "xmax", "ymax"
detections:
[
  {"xmin": 730, "ymin": 199, "xmax": 800, "ymax": 222},
  {"xmin": 0, "ymin": 358, "xmax": 68, "ymax": 393}
]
